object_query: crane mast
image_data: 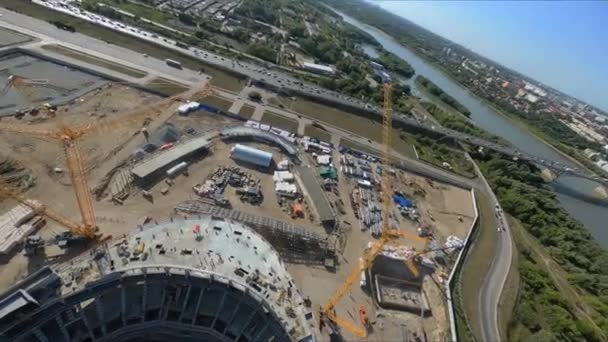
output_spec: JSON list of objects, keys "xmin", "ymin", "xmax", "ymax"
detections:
[
  {"xmin": 63, "ymin": 139, "xmax": 97, "ymax": 237},
  {"xmin": 0, "ymin": 80, "xmax": 213, "ymax": 242},
  {"xmin": 381, "ymin": 84, "xmax": 394, "ymax": 230}
]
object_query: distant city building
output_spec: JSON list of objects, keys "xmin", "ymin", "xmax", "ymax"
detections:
[
  {"xmin": 524, "ymin": 93, "xmax": 539, "ymax": 104},
  {"xmin": 302, "ymin": 62, "xmax": 335, "ymax": 75},
  {"xmin": 584, "ymin": 148, "xmax": 601, "ymax": 162},
  {"xmin": 524, "ymin": 82, "xmax": 547, "ymax": 97}
]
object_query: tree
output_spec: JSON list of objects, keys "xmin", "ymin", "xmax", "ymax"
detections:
[
  {"xmin": 194, "ymin": 30, "xmax": 208, "ymax": 40},
  {"xmin": 232, "ymin": 29, "xmax": 250, "ymax": 43},
  {"xmin": 178, "ymin": 13, "xmax": 195, "ymax": 26},
  {"xmin": 246, "ymin": 42, "xmax": 277, "ymax": 63},
  {"xmin": 248, "ymin": 91, "xmax": 262, "ymax": 102}
]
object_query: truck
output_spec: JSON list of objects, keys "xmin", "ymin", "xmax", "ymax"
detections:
[
  {"xmin": 175, "ymin": 41, "xmax": 189, "ymax": 50},
  {"xmin": 165, "ymin": 59, "xmax": 182, "ymax": 69}
]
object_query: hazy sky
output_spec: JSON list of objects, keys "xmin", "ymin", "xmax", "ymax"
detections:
[{"xmin": 373, "ymin": 1, "xmax": 608, "ymax": 112}]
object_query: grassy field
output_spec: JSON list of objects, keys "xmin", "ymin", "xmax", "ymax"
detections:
[
  {"xmin": 284, "ymin": 97, "xmax": 417, "ymax": 158},
  {"xmin": 239, "ymin": 104, "xmax": 256, "ymax": 119},
  {"xmin": 304, "ymin": 125, "xmax": 332, "ymax": 142},
  {"xmin": 200, "ymin": 95, "xmax": 233, "ymax": 113},
  {"xmin": 340, "ymin": 139, "xmax": 382, "ymax": 157},
  {"xmin": 2, "ymin": 0, "xmax": 246, "ymax": 92},
  {"xmin": 144, "ymin": 78, "xmax": 188, "ymax": 96},
  {"xmin": 415, "ymin": 143, "xmax": 475, "ymax": 178},
  {"xmin": 498, "ymin": 217, "xmax": 520, "ymax": 340},
  {"xmin": 458, "ymin": 191, "xmax": 499, "ymax": 341},
  {"xmin": 260, "ymin": 112, "xmax": 299, "ymax": 133},
  {"xmin": 42, "ymin": 44, "xmax": 147, "ymax": 78}
]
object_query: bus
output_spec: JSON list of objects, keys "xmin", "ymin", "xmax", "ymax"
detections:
[{"xmin": 165, "ymin": 59, "xmax": 182, "ymax": 69}]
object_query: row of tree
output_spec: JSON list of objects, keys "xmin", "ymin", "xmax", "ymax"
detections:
[
  {"xmin": 377, "ymin": 51, "xmax": 415, "ymax": 78},
  {"xmin": 474, "ymin": 152, "xmax": 608, "ymax": 341},
  {"xmin": 416, "ymin": 75, "xmax": 471, "ymax": 116}
]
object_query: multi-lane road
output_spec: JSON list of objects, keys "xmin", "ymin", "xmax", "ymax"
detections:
[
  {"xmin": 1, "ymin": 5, "xmax": 514, "ymax": 341},
  {"xmin": 13, "ymin": 1, "xmax": 608, "ymax": 187}
]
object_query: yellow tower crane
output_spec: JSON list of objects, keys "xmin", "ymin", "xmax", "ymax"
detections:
[
  {"xmin": 321, "ymin": 83, "xmax": 427, "ymax": 338},
  {"xmin": 0, "ymin": 80, "xmax": 213, "ymax": 242}
]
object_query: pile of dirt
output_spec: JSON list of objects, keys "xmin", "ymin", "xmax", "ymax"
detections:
[{"xmin": 0, "ymin": 156, "xmax": 35, "ymax": 189}]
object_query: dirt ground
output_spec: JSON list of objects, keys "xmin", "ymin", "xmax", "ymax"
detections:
[
  {"xmin": 0, "ymin": 82, "xmax": 475, "ymax": 341},
  {"xmin": 286, "ymin": 146, "xmax": 475, "ymax": 341},
  {"xmin": 0, "ymin": 84, "xmax": 162, "ymax": 290}
]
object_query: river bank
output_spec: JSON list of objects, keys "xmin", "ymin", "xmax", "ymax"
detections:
[
  {"xmin": 351, "ymin": 8, "xmax": 601, "ymax": 179},
  {"xmin": 329, "ymin": 5, "xmax": 608, "ymax": 246}
]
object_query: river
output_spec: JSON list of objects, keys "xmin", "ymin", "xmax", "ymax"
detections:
[{"xmin": 337, "ymin": 10, "xmax": 608, "ymax": 246}]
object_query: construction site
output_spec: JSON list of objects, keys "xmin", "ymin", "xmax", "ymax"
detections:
[{"xmin": 0, "ymin": 47, "xmax": 476, "ymax": 342}]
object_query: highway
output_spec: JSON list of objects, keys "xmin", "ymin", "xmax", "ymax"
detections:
[
  {"xmin": 7, "ymin": 1, "xmax": 607, "ymax": 187},
  {"xmin": 0, "ymin": 7, "xmax": 527, "ymax": 341},
  {"xmin": 470, "ymin": 156, "xmax": 513, "ymax": 342}
]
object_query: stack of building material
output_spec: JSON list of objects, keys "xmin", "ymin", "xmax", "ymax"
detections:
[
  {"xmin": 368, "ymin": 241, "xmax": 416, "ymax": 261},
  {"xmin": 0, "ymin": 203, "xmax": 40, "ymax": 255},
  {"xmin": 444, "ymin": 235, "xmax": 464, "ymax": 254},
  {"xmin": 193, "ymin": 180, "xmax": 217, "ymax": 197}
]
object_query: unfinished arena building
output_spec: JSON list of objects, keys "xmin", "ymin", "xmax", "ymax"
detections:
[{"xmin": 0, "ymin": 216, "xmax": 315, "ymax": 342}]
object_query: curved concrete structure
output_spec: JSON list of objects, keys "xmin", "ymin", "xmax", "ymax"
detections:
[
  {"xmin": 0, "ymin": 217, "xmax": 314, "ymax": 342},
  {"xmin": 220, "ymin": 126, "xmax": 298, "ymax": 157}
]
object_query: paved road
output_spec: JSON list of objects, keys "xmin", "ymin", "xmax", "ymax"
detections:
[
  {"xmin": 470, "ymin": 156, "xmax": 513, "ymax": 342},
  {"xmin": 2, "ymin": 8, "xmax": 512, "ymax": 340},
  {"xmin": 8, "ymin": 1, "xmax": 606, "ymax": 187}
]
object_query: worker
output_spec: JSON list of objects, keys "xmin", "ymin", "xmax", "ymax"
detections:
[{"xmin": 141, "ymin": 127, "xmax": 149, "ymax": 141}]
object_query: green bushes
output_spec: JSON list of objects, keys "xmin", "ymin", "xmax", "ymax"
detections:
[
  {"xmin": 417, "ymin": 75, "xmax": 471, "ymax": 116},
  {"xmin": 475, "ymin": 153, "xmax": 608, "ymax": 339}
]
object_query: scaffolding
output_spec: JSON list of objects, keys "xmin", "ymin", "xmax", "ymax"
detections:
[{"xmin": 175, "ymin": 200, "xmax": 336, "ymax": 265}]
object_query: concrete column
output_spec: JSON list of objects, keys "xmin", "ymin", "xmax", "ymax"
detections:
[
  {"xmin": 161, "ymin": 286, "xmax": 181, "ymax": 321},
  {"xmin": 54, "ymin": 315, "xmax": 71, "ymax": 342},
  {"xmin": 234, "ymin": 309, "xmax": 257, "ymax": 341},
  {"xmin": 223, "ymin": 299, "xmax": 243, "ymax": 334},
  {"xmin": 251, "ymin": 321, "xmax": 270, "ymax": 342},
  {"xmin": 121, "ymin": 285, "xmax": 127, "ymax": 326},
  {"xmin": 141, "ymin": 279, "xmax": 148, "ymax": 322},
  {"xmin": 78, "ymin": 306, "xmax": 96, "ymax": 341},
  {"xmin": 192, "ymin": 287, "xmax": 206, "ymax": 325},
  {"xmin": 211, "ymin": 291, "xmax": 228, "ymax": 328},
  {"xmin": 178, "ymin": 285, "xmax": 192, "ymax": 322},
  {"xmin": 32, "ymin": 327, "xmax": 50, "ymax": 342},
  {"xmin": 95, "ymin": 296, "xmax": 107, "ymax": 335},
  {"xmin": 158, "ymin": 284, "xmax": 167, "ymax": 321}
]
